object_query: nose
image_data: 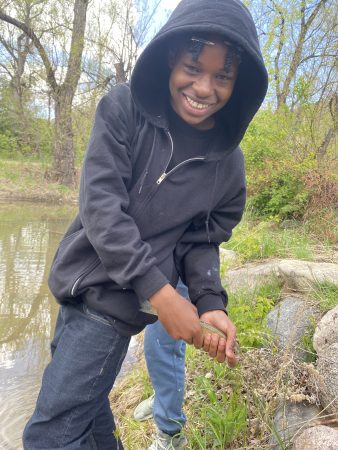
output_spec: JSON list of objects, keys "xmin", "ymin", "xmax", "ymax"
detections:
[{"xmin": 193, "ymin": 74, "xmax": 213, "ymax": 98}]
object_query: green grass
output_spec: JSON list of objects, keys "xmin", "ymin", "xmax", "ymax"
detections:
[
  {"xmin": 222, "ymin": 214, "xmax": 315, "ymax": 262},
  {"xmin": 0, "ymin": 159, "xmax": 78, "ymax": 203},
  {"xmin": 311, "ymin": 281, "xmax": 338, "ymax": 312},
  {"xmin": 227, "ymin": 279, "xmax": 281, "ymax": 349}
]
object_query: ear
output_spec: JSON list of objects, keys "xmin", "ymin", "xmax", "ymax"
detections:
[{"xmin": 168, "ymin": 50, "xmax": 176, "ymax": 70}]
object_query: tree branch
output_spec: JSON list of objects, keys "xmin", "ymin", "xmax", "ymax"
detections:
[{"xmin": 0, "ymin": 8, "xmax": 58, "ymax": 91}]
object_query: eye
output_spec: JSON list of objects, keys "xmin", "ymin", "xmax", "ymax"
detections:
[
  {"xmin": 184, "ymin": 64, "xmax": 200, "ymax": 74},
  {"xmin": 216, "ymin": 73, "xmax": 232, "ymax": 82}
]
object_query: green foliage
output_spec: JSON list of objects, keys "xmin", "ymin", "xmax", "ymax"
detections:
[
  {"xmin": 0, "ymin": 85, "xmax": 54, "ymax": 161},
  {"xmin": 223, "ymin": 214, "xmax": 313, "ymax": 262},
  {"xmin": 301, "ymin": 317, "xmax": 317, "ymax": 363},
  {"xmin": 242, "ymin": 106, "xmax": 337, "ymax": 222},
  {"xmin": 227, "ymin": 280, "xmax": 281, "ymax": 348},
  {"xmin": 311, "ymin": 281, "xmax": 338, "ymax": 312},
  {"xmin": 189, "ymin": 379, "xmax": 247, "ymax": 449},
  {"xmin": 73, "ymin": 103, "xmax": 96, "ymax": 165},
  {"xmin": 0, "ymin": 132, "xmax": 18, "ymax": 157}
]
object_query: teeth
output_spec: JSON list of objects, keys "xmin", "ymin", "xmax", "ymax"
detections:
[{"xmin": 185, "ymin": 95, "xmax": 211, "ymax": 110}]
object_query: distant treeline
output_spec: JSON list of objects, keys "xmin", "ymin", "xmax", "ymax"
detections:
[{"xmin": 0, "ymin": 0, "xmax": 337, "ymax": 228}]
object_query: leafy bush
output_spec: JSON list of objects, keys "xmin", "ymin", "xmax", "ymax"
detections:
[
  {"xmin": 0, "ymin": 132, "xmax": 18, "ymax": 158},
  {"xmin": 242, "ymin": 106, "xmax": 336, "ymax": 221},
  {"xmin": 227, "ymin": 280, "xmax": 280, "ymax": 348}
]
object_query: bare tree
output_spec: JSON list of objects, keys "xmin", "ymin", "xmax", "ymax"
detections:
[
  {"xmin": 247, "ymin": 0, "xmax": 336, "ymax": 109},
  {"xmin": 0, "ymin": 0, "xmax": 90, "ymax": 186}
]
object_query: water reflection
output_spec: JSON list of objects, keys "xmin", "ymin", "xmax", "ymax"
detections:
[
  {"xmin": 0, "ymin": 203, "xmax": 141, "ymax": 449},
  {"xmin": 0, "ymin": 202, "xmax": 75, "ymax": 449}
]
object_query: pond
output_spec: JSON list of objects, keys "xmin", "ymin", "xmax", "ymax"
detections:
[{"xmin": 0, "ymin": 202, "xmax": 140, "ymax": 449}]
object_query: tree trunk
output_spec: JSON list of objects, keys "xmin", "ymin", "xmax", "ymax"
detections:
[
  {"xmin": 52, "ymin": 88, "xmax": 76, "ymax": 186},
  {"xmin": 0, "ymin": 0, "xmax": 89, "ymax": 187}
]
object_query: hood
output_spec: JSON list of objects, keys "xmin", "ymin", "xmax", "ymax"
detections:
[{"xmin": 130, "ymin": 0, "xmax": 268, "ymax": 151}]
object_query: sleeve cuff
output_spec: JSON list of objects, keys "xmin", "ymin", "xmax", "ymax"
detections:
[
  {"xmin": 131, "ymin": 265, "xmax": 169, "ymax": 301},
  {"xmin": 195, "ymin": 293, "xmax": 227, "ymax": 316}
]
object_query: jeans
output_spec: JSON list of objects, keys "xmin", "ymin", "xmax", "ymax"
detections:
[
  {"xmin": 23, "ymin": 303, "xmax": 130, "ymax": 450},
  {"xmin": 144, "ymin": 281, "xmax": 187, "ymax": 435}
]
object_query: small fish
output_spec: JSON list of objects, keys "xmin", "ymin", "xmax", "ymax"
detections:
[
  {"xmin": 200, "ymin": 321, "xmax": 240, "ymax": 356},
  {"xmin": 140, "ymin": 300, "xmax": 240, "ymax": 355}
]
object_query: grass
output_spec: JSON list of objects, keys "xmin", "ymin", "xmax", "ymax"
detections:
[
  {"xmin": 221, "ymin": 212, "xmax": 336, "ymax": 263},
  {"xmin": 109, "ymin": 280, "xmax": 302, "ymax": 449},
  {"xmin": 109, "ymin": 280, "xmax": 326, "ymax": 449},
  {"xmin": 0, "ymin": 158, "xmax": 78, "ymax": 204},
  {"xmin": 311, "ymin": 281, "xmax": 338, "ymax": 312},
  {"xmin": 107, "ymin": 214, "xmax": 337, "ymax": 449}
]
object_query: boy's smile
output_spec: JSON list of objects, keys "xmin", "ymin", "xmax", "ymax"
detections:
[{"xmin": 169, "ymin": 39, "xmax": 238, "ymax": 130}]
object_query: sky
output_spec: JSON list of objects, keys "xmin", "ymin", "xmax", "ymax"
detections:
[{"xmin": 161, "ymin": 0, "xmax": 180, "ymax": 7}]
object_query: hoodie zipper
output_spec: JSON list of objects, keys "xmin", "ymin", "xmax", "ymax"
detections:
[
  {"xmin": 70, "ymin": 257, "xmax": 100, "ymax": 297},
  {"xmin": 156, "ymin": 130, "xmax": 206, "ymax": 184},
  {"xmin": 132, "ymin": 129, "xmax": 206, "ymax": 219},
  {"xmin": 156, "ymin": 156, "xmax": 206, "ymax": 184}
]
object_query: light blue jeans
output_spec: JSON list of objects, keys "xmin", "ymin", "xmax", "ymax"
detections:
[{"xmin": 144, "ymin": 281, "xmax": 187, "ymax": 435}]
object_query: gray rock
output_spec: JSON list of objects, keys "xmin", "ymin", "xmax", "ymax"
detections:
[
  {"xmin": 278, "ymin": 260, "xmax": 338, "ymax": 292},
  {"xmin": 266, "ymin": 297, "xmax": 317, "ymax": 359},
  {"xmin": 293, "ymin": 425, "xmax": 338, "ymax": 450},
  {"xmin": 313, "ymin": 306, "xmax": 338, "ymax": 355},
  {"xmin": 271, "ymin": 401, "xmax": 322, "ymax": 450},
  {"xmin": 223, "ymin": 259, "xmax": 281, "ymax": 292},
  {"xmin": 315, "ymin": 342, "xmax": 338, "ymax": 415},
  {"xmin": 219, "ymin": 248, "xmax": 238, "ymax": 265}
]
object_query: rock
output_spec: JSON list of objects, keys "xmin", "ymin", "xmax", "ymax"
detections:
[
  {"xmin": 270, "ymin": 401, "xmax": 322, "ymax": 450},
  {"xmin": 223, "ymin": 259, "xmax": 281, "ymax": 292},
  {"xmin": 313, "ymin": 306, "xmax": 338, "ymax": 355},
  {"xmin": 278, "ymin": 260, "xmax": 338, "ymax": 292},
  {"xmin": 315, "ymin": 342, "xmax": 338, "ymax": 415},
  {"xmin": 266, "ymin": 297, "xmax": 317, "ymax": 358},
  {"xmin": 293, "ymin": 425, "xmax": 338, "ymax": 450},
  {"xmin": 219, "ymin": 248, "xmax": 238, "ymax": 265}
]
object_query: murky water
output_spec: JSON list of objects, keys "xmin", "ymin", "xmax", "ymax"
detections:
[{"xmin": 0, "ymin": 202, "xmax": 139, "ymax": 449}]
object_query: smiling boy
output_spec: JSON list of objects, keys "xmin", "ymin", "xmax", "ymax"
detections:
[
  {"xmin": 23, "ymin": 1, "xmax": 268, "ymax": 449},
  {"xmin": 168, "ymin": 36, "xmax": 238, "ymax": 130}
]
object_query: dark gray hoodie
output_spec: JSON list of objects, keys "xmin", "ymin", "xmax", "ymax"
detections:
[{"xmin": 48, "ymin": 0, "xmax": 268, "ymax": 336}]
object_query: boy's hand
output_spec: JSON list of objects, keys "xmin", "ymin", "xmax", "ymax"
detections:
[
  {"xmin": 149, "ymin": 284, "xmax": 204, "ymax": 349},
  {"xmin": 199, "ymin": 310, "xmax": 238, "ymax": 366}
]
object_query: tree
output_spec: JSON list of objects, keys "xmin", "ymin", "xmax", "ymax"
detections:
[
  {"xmin": 0, "ymin": 0, "xmax": 89, "ymax": 186},
  {"xmin": 247, "ymin": 0, "xmax": 336, "ymax": 109}
]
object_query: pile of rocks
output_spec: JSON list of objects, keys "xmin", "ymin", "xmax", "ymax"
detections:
[
  {"xmin": 220, "ymin": 251, "xmax": 338, "ymax": 450},
  {"xmin": 269, "ymin": 305, "xmax": 338, "ymax": 450}
]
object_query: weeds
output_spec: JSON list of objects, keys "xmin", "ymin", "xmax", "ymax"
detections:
[
  {"xmin": 222, "ymin": 214, "xmax": 314, "ymax": 262},
  {"xmin": 311, "ymin": 281, "xmax": 338, "ymax": 312}
]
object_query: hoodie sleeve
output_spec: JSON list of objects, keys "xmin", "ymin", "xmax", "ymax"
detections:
[
  {"xmin": 175, "ymin": 182, "xmax": 246, "ymax": 316},
  {"xmin": 79, "ymin": 85, "xmax": 169, "ymax": 301}
]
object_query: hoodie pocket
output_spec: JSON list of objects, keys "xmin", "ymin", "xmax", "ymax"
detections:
[
  {"xmin": 48, "ymin": 227, "xmax": 100, "ymax": 301},
  {"xmin": 70, "ymin": 257, "xmax": 101, "ymax": 297}
]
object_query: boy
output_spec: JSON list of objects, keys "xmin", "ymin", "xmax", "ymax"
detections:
[{"xmin": 23, "ymin": 0, "xmax": 268, "ymax": 449}]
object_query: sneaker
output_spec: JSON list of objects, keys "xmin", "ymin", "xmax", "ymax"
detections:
[
  {"xmin": 148, "ymin": 430, "xmax": 187, "ymax": 450},
  {"xmin": 133, "ymin": 394, "xmax": 154, "ymax": 421}
]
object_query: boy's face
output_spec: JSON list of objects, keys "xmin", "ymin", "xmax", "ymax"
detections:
[{"xmin": 169, "ymin": 40, "xmax": 238, "ymax": 130}]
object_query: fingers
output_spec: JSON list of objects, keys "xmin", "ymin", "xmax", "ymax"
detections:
[
  {"xmin": 225, "ymin": 328, "xmax": 238, "ymax": 368},
  {"xmin": 202, "ymin": 332, "xmax": 237, "ymax": 365},
  {"xmin": 216, "ymin": 338, "xmax": 227, "ymax": 363},
  {"xmin": 202, "ymin": 333, "xmax": 226, "ymax": 363}
]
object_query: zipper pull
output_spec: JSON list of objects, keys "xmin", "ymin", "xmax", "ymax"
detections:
[{"xmin": 156, "ymin": 173, "xmax": 166, "ymax": 184}]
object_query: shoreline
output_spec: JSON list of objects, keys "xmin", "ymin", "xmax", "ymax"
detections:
[
  {"xmin": 0, "ymin": 190, "xmax": 78, "ymax": 205},
  {"xmin": 0, "ymin": 159, "xmax": 79, "ymax": 205}
]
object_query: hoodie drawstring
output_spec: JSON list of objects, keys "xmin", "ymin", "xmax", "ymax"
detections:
[{"xmin": 205, "ymin": 161, "xmax": 219, "ymax": 244}]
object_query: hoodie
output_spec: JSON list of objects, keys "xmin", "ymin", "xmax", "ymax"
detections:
[{"xmin": 48, "ymin": 0, "xmax": 268, "ymax": 336}]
